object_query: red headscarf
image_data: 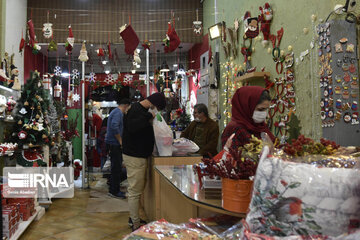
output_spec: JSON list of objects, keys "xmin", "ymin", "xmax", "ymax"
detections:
[{"xmin": 223, "ymin": 86, "xmax": 275, "ymax": 143}]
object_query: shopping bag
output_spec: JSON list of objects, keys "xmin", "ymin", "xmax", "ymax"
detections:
[
  {"xmin": 102, "ymin": 157, "xmax": 111, "ymax": 172},
  {"xmin": 153, "ymin": 113, "xmax": 173, "ymax": 156}
]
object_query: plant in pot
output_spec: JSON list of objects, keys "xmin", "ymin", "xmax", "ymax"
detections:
[{"xmin": 194, "ymin": 135, "xmax": 264, "ymax": 213}]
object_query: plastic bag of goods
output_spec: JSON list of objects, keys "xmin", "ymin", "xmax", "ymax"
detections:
[
  {"xmin": 172, "ymin": 138, "xmax": 199, "ymax": 156},
  {"xmin": 153, "ymin": 113, "xmax": 173, "ymax": 156}
]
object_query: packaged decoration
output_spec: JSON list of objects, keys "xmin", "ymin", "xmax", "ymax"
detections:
[{"xmin": 123, "ymin": 219, "xmax": 221, "ymax": 240}]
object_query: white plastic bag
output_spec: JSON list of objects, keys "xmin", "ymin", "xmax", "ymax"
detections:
[
  {"xmin": 172, "ymin": 137, "xmax": 199, "ymax": 156},
  {"xmin": 153, "ymin": 113, "xmax": 173, "ymax": 156}
]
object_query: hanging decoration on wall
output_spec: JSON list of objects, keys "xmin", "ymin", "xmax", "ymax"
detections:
[
  {"xmin": 19, "ymin": 30, "xmax": 25, "ymax": 54},
  {"xmin": 42, "ymin": 11, "xmax": 53, "ymax": 39},
  {"xmin": 48, "ymin": 39, "xmax": 57, "ymax": 52},
  {"xmin": 96, "ymin": 46, "xmax": 105, "ymax": 57},
  {"xmin": 54, "ymin": 66, "xmax": 62, "ymax": 76},
  {"xmin": 78, "ymin": 41, "xmax": 89, "ymax": 62},
  {"xmin": 142, "ymin": 40, "xmax": 151, "ymax": 50},
  {"xmin": 243, "ymin": 11, "xmax": 259, "ymax": 39},
  {"xmin": 258, "ymin": 2, "xmax": 273, "ymax": 47},
  {"xmin": 89, "ymin": 72, "xmax": 96, "ymax": 83},
  {"xmin": 54, "ymin": 81, "xmax": 62, "ymax": 98},
  {"xmin": 119, "ymin": 23, "xmax": 140, "ymax": 55},
  {"xmin": 42, "ymin": 73, "xmax": 52, "ymax": 90},
  {"xmin": 164, "ymin": 12, "xmax": 181, "ymax": 53},
  {"xmin": 192, "ymin": 9, "xmax": 202, "ymax": 36},
  {"xmin": 73, "ymin": 93, "xmax": 80, "ymax": 102},
  {"xmin": 65, "ymin": 25, "xmax": 74, "ymax": 54},
  {"xmin": 27, "ymin": 19, "xmax": 41, "ymax": 54}
]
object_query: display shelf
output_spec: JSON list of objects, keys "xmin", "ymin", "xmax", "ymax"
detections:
[
  {"xmin": 10, "ymin": 206, "xmax": 43, "ymax": 240},
  {"xmin": 234, "ymin": 72, "xmax": 270, "ymax": 82}
]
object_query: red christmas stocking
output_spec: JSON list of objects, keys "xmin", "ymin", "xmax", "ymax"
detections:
[
  {"xmin": 120, "ymin": 25, "xmax": 139, "ymax": 55},
  {"xmin": 27, "ymin": 19, "xmax": 36, "ymax": 47},
  {"xmin": 165, "ymin": 24, "xmax": 181, "ymax": 53}
]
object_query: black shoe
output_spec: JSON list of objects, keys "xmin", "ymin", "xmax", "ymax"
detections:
[
  {"xmin": 128, "ymin": 217, "xmax": 147, "ymax": 228},
  {"xmin": 108, "ymin": 191, "xmax": 126, "ymax": 199}
]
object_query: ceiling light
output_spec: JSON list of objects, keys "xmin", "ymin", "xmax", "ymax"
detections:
[
  {"xmin": 149, "ymin": 76, "xmax": 154, "ymax": 80},
  {"xmin": 102, "ymin": 60, "xmax": 107, "ymax": 65},
  {"xmin": 61, "ymin": 72, "xmax": 70, "ymax": 77},
  {"xmin": 131, "ymin": 69, "xmax": 136, "ymax": 74},
  {"xmin": 136, "ymin": 64, "xmax": 140, "ymax": 68},
  {"xmin": 173, "ymin": 64, "xmax": 178, "ymax": 68},
  {"xmin": 105, "ymin": 70, "xmax": 110, "ymax": 74}
]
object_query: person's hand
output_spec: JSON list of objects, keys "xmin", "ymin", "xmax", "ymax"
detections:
[{"xmin": 224, "ymin": 133, "xmax": 235, "ymax": 151}]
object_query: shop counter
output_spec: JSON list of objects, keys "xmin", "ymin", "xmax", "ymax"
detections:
[{"xmin": 143, "ymin": 158, "xmax": 245, "ymax": 223}]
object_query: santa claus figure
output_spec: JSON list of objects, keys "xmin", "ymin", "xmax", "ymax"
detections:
[
  {"xmin": 259, "ymin": 3, "xmax": 273, "ymax": 46},
  {"xmin": 243, "ymin": 11, "xmax": 259, "ymax": 39}
]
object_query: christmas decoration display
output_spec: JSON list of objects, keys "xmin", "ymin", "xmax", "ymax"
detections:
[
  {"xmin": 119, "ymin": 24, "xmax": 140, "ymax": 55},
  {"xmin": 42, "ymin": 73, "xmax": 52, "ymax": 90},
  {"xmin": 0, "ymin": 143, "xmax": 17, "ymax": 156},
  {"xmin": 78, "ymin": 41, "xmax": 89, "ymax": 62},
  {"xmin": 27, "ymin": 19, "xmax": 41, "ymax": 54},
  {"xmin": 11, "ymin": 72, "xmax": 51, "ymax": 151},
  {"xmin": 42, "ymin": 22, "xmax": 53, "ymax": 39},
  {"xmin": 7, "ymin": 64, "xmax": 19, "ymax": 89},
  {"xmin": 193, "ymin": 9, "xmax": 202, "ymax": 35},
  {"xmin": 65, "ymin": 25, "xmax": 74, "ymax": 54},
  {"xmin": 163, "ymin": 20, "xmax": 181, "ymax": 53},
  {"xmin": 17, "ymin": 148, "xmax": 47, "ymax": 167},
  {"xmin": 243, "ymin": 11, "xmax": 259, "ymax": 39},
  {"xmin": 48, "ymin": 39, "xmax": 57, "ymax": 52},
  {"xmin": 195, "ymin": 135, "xmax": 263, "ymax": 181},
  {"xmin": 258, "ymin": 3, "xmax": 273, "ymax": 46},
  {"xmin": 54, "ymin": 81, "xmax": 62, "ymax": 98}
]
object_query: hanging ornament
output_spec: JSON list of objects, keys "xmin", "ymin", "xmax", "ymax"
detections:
[
  {"xmin": 19, "ymin": 108, "xmax": 27, "ymax": 115},
  {"xmin": 104, "ymin": 74, "xmax": 115, "ymax": 85},
  {"xmin": 259, "ymin": 3, "xmax": 273, "ymax": 46},
  {"xmin": 48, "ymin": 39, "xmax": 57, "ymax": 52},
  {"xmin": 73, "ymin": 93, "xmax": 80, "ymax": 102},
  {"xmin": 19, "ymin": 30, "xmax": 25, "ymax": 54},
  {"xmin": 78, "ymin": 41, "xmax": 89, "ymax": 62},
  {"xmin": 133, "ymin": 50, "xmax": 141, "ymax": 64},
  {"xmin": 54, "ymin": 81, "xmax": 62, "ymax": 98},
  {"xmin": 18, "ymin": 131, "xmax": 27, "ymax": 140},
  {"xmin": 24, "ymin": 101, "xmax": 29, "ymax": 106},
  {"xmin": 142, "ymin": 40, "xmax": 151, "ymax": 50},
  {"xmin": 65, "ymin": 25, "xmax": 74, "ymax": 54},
  {"xmin": 67, "ymin": 91, "xmax": 74, "ymax": 107},
  {"xmin": 192, "ymin": 9, "xmax": 202, "ymax": 36},
  {"xmin": 89, "ymin": 72, "xmax": 96, "ymax": 83},
  {"xmin": 42, "ymin": 23, "xmax": 53, "ymax": 39},
  {"xmin": 243, "ymin": 11, "xmax": 259, "ymax": 39},
  {"xmin": 54, "ymin": 66, "xmax": 62, "ymax": 76},
  {"xmin": 97, "ymin": 47, "xmax": 105, "ymax": 57},
  {"xmin": 123, "ymin": 74, "xmax": 133, "ymax": 85},
  {"xmin": 38, "ymin": 123, "xmax": 44, "ymax": 131},
  {"xmin": 71, "ymin": 69, "xmax": 79, "ymax": 81},
  {"xmin": 42, "ymin": 73, "xmax": 52, "ymax": 90}
]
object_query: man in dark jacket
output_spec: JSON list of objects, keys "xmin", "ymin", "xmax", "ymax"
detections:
[
  {"xmin": 122, "ymin": 92, "xmax": 166, "ymax": 231},
  {"xmin": 181, "ymin": 103, "xmax": 219, "ymax": 156}
]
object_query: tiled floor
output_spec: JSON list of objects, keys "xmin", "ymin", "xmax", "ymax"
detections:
[{"xmin": 19, "ymin": 176, "xmax": 134, "ymax": 240}]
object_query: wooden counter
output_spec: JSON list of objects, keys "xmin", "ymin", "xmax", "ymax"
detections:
[{"xmin": 142, "ymin": 157, "xmax": 245, "ymax": 223}]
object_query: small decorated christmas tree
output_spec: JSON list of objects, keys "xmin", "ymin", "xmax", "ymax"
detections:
[{"xmin": 11, "ymin": 72, "xmax": 51, "ymax": 166}]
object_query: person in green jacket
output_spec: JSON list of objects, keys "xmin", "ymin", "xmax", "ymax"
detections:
[{"xmin": 180, "ymin": 103, "xmax": 219, "ymax": 156}]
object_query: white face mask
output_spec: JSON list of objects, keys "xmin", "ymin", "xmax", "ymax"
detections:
[{"xmin": 252, "ymin": 110, "xmax": 268, "ymax": 123}]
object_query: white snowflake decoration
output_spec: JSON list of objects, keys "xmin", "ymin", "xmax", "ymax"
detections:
[
  {"xmin": 123, "ymin": 74, "xmax": 133, "ymax": 84},
  {"xmin": 73, "ymin": 93, "xmax": 80, "ymax": 102},
  {"xmin": 72, "ymin": 69, "xmax": 79, "ymax": 80},
  {"xmin": 89, "ymin": 72, "xmax": 96, "ymax": 83},
  {"xmin": 54, "ymin": 66, "xmax": 62, "ymax": 76},
  {"xmin": 104, "ymin": 74, "xmax": 115, "ymax": 85}
]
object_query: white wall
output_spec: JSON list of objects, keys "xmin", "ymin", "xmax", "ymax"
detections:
[{"xmin": 4, "ymin": 0, "xmax": 27, "ymax": 84}]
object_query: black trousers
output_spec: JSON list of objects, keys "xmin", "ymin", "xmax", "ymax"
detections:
[{"xmin": 109, "ymin": 144, "xmax": 126, "ymax": 194}]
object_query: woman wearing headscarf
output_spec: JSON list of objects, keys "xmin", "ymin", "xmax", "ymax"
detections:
[{"xmin": 221, "ymin": 86, "xmax": 275, "ymax": 150}]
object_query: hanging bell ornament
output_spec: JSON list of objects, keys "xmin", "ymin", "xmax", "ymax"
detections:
[
  {"xmin": 42, "ymin": 134, "xmax": 47, "ymax": 139},
  {"xmin": 29, "ymin": 143, "xmax": 34, "ymax": 148},
  {"xmin": 78, "ymin": 41, "xmax": 89, "ymax": 62},
  {"xmin": 18, "ymin": 120, "xmax": 22, "ymax": 125},
  {"xmin": 24, "ymin": 101, "xmax": 29, "ymax": 106},
  {"xmin": 51, "ymin": 141, "xmax": 55, "ymax": 146}
]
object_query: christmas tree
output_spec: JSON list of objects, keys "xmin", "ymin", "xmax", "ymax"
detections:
[{"xmin": 11, "ymin": 72, "xmax": 51, "ymax": 166}]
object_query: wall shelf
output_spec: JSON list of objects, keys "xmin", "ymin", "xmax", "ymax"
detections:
[{"xmin": 234, "ymin": 72, "xmax": 270, "ymax": 83}]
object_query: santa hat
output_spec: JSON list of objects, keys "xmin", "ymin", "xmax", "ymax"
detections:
[
  {"xmin": 264, "ymin": 3, "xmax": 270, "ymax": 9},
  {"xmin": 119, "ymin": 24, "xmax": 140, "ymax": 55}
]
